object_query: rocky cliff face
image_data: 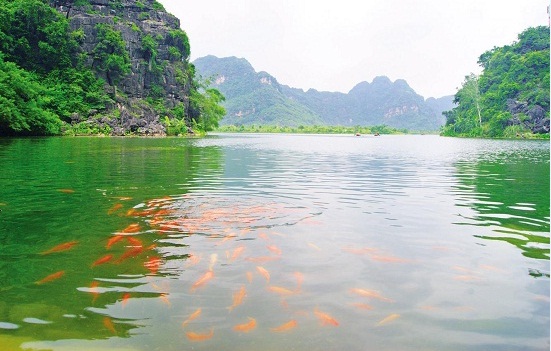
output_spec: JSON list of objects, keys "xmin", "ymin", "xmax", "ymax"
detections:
[
  {"xmin": 506, "ymin": 99, "xmax": 550, "ymax": 134},
  {"xmin": 55, "ymin": 0, "xmax": 193, "ymax": 135}
]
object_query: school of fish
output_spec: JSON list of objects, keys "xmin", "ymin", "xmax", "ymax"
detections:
[{"xmin": 33, "ymin": 194, "xmax": 410, "ymax": 343}]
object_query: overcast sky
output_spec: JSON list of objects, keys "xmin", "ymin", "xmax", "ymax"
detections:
[{"xmin": 161, "ymin": 0, "xmax": 549, "ymax": 98}]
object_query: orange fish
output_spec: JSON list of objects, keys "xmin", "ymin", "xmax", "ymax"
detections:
[
  {"xmin": 35, "ymin": 270, "xmax": 65, "ymax": 285},
  {"xmin": 125, "ymin": 236, "xmax": 143, "ymax": 247},
  {"xmin": 352, "ymin": 303, "xmax": 374, "ymax": 310},
  {"xmin": 122, "ymin": 292, "xmax": 131, "ymax": 307},
  {"xmin": 121, "ymin": 223, "xmax": 141, "ymax": 234},
  {"xmin": 186, "ymin": 328, "xmax": 213, "ymax": 342},
  {"xmin": 314, "ymin": 307, "xmax": 339, "ymax": 326},
  {"xmin": 191, "ymin": 270, "xmax": 214, "ymax": 291},
  {"xmin": 266, "ymin": 245, "xmax": 282, "ymax": 255},
  {"xmin": 144, "ymin": 256, "xmax": 161, "ymax": 275},
  {"xmin": 350, "ymin": 288, "xmax": 394, "ymax": 302},
  {"xmin": 159, "ymin": 293, "xmax": 171, "ymax": 306},
  {"xmin": 103, "ymin": 316, "xmax": 117, "ymax": 334},
  {"xmin": 182, "ymin": 308, "xmax": 202, "ymax": 327},
  {"xmin": 58, "ymin": 189, "xmax": 75, "ymax": 194},
  {"xmin": 246, "ymin": 256, "xmax": 280, "ymax": 263},
  {"xmin": 233, "ymin": 317, "xmax": 256, "ymax": 333},
  {"xmin": 106, "ymin": 235, "xmax": 124, "ymax": 249},
  {"xmin": 107, "ymin": 203, "xmax": 123, "ymax": 215},
  {"xmin": 89, "ymin": 281, "xmax": 100, "ymax": 302},
  {"xmin": 116, "ymin": 246, "xmax": 144, "ymax": 263},
  {"xmin": 270, "ymin": 319, "xmax": 297, "ymax": 332},
  {"xmin": 376, "ymin": 313, "xmax": 400, "ymax": 326},
  {"xmin": 256, "ymin": 266, "xmax": 270, "ymax": 283},
  {"xmin": 227, "ymin": 286, "xmax": 246, "ymax": 312},
  {"xmin": 40, "ymin": 241, "xmax": 78, "ymax": 255},
  {"xmin": 230, "ymin": 246, "xmax": 245, "ymax": 261},
  {"xmin": 246, "ymin": 271, "xmax": 253, "ymax": 283},
  {"xmin": 268, "ymin": 285, "xmax": 295, "ymax": 296},
  {"xmin": 91, "ymin": 254, "xmax": 113, "ymax": 267}
]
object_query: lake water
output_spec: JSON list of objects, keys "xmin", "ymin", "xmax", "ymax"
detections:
[{"xmin": 0, "ymin": 134, "xmax": 548, "ymax": 351}]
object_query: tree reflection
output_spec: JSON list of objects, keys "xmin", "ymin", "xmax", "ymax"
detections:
[{"xmin": 453, "ymin": 149, "xmax": 550, "ymax": 266}]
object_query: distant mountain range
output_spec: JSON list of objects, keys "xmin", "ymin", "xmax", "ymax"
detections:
[{"xmin": 193, "ymin": 55, "xmax": 454, "ymax": 131}]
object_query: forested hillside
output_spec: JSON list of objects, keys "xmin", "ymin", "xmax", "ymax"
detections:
[
  {"xmin": 194, "ymin": 55, "xmax": 447, "ymax": 131},
  {"xmin": 0, "ymin": 0, "xmax": 224, "ymax": 136},
  {"xmin": 442, "ymin": 26, "xmax": 550, "ymax": 138}
]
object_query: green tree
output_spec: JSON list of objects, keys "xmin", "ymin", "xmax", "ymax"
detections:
[
  {"xmin": 0, "ymin": 55, "xmax": 61, "ymax": 135},
  {"xmin": 92, "ymin": 23, "xmax": 131, "ymax": 92},
  {"xmin": 189, "ymin": 76, "xmax": 226, "ymax": 132},
  {"xmin": 443, "ymin": 26, "xmax": 549, "ymax": 138}
]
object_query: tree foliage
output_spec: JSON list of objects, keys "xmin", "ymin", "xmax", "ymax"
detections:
[
  {"xmin": 443, "ymin": 26, "xmax": 550, "ymax": 138},
  {"xmin": 0, "ymin": 0, "xmax": 223, "ymax": 136},
  {"xmin": 189, "ymin": 77, "xmax": 226, "ymax": 133},
  {"xmin": 92, "ymin": 23, "xmax": 131, "ymax": 87},
  {"xmin": 0, "ymin": 0, "xmax": 111, "ymax": 136}
]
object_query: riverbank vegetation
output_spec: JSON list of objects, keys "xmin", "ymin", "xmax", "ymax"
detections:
[
  {"xmin": 0, "ymin": 0, "xmax": 225, "ymax": 136},
  {"xmin": 215, "ymin": 124, "xmax": 408, "ymax": 135},
  {"xmin": 442, "ymin": 26, "xmax": 549, "ymax": 139}
]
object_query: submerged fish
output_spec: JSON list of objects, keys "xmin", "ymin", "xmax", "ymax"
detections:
[
  {"xmin": 182, "ymin": 308, "xmax": 202, "ymax": 328},
  {"xmin": 103, "ymin": 316, "xmax": 117, "ymax": 334},
  {"xmin": 186, "ymin": 328, "xmax": 213, "ymax": 341},
  {"xmin": 125, "ymin": 236, "xmax": 143, "ymax": 247},
  {"xmin": 266, "ymin": 245, "xmax": 282, "ymax": 255},
  {"xmin": 89, "ymin": 281, "xmax": 100, "ymax": 302},
  {"xmin": 106, "ymin": 235, "xmax": 124, "ymax": 249},
  {"xmin": 40, "ymin": 241, "xmax": 78, "ymax": 255},
  {"xmin": 227, "ymin": 286, "xmax": 246, "ymax": 312},
  {"xmin": 121, "ymin": 293, "xmax": 131, "ymax": 307},
  {"xmin": 120, "ymin": 223, "xmax": 141, "ymax": 234},
  {"xmin": 107, "ymin": 203, "xmax": 123, "ymax": 215},
  {"xmin": 376, "ymin": 313, "xmax": 400, "ymax": 326},
  {"xmin": 314, "ymin": 307, "xmax": 339, "ymax": 326},
  {"xmin": 91, "ymin": 254, "xmax": 113, "ymax": 267},
  {"xmin": 233, "ymin": 317, "xmax": 256, "ymax": 333},
  {"xmin": 57, "ymin": 189, "xmax": 75, "ymax": 194},
  {"xmin": 268, "ymin": 285, "xmax": 295, "ymax": 296},
  {"xmin": 116, "ymin": 246, "xmax": 144, "ymax": 263},
  {"xmin": 256, "ymin": 266, "xmax": 270, "ymax": 283},
  {"xmin": 208, "ymin": 253, "xmax": 218, "ymax": 270},
  {"xmin": 230, "ymin": 246, "xmax": 246, "ymax": 261},
  {"xmin": 350, "ymin": 288, "xmax": 394, "ymax": 302},
  {"xmin": 35, "ymin": 271, "xmax": 65, "ymax": 285},
  {"xmin": 270, "ymin": 319, "xmax": 297, "ymax": 332},
  {"xmin": 191, "ymin": 270, "xmax": 214, "ymax": 291}
]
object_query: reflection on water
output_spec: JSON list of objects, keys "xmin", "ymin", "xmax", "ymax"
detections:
[
  {"xmin": 0, "ymin": 135, "xmax": 548, "ymax": 351},
  {"xmin": 453, "ymin": 147, "xmax": 550, "ymax": 272}
]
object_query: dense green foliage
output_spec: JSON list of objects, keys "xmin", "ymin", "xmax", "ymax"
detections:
[
  {"xmin": 93, "ymin": 23, "xmax": 131, "ymax": 87},
  {"xmin": 442, "ymin": 26, "xmax": 550, "ymax": 138},
  {"xmin": 0, "ymin": 0, "xmax": 225, "ymax": 136},
  {"xmin": 0, "ymin": 0, "xmax": 110, "ymax": 135},
  {"xmin": 188, "ymin": 78, "xmax": 226, "ymax": 133}
]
